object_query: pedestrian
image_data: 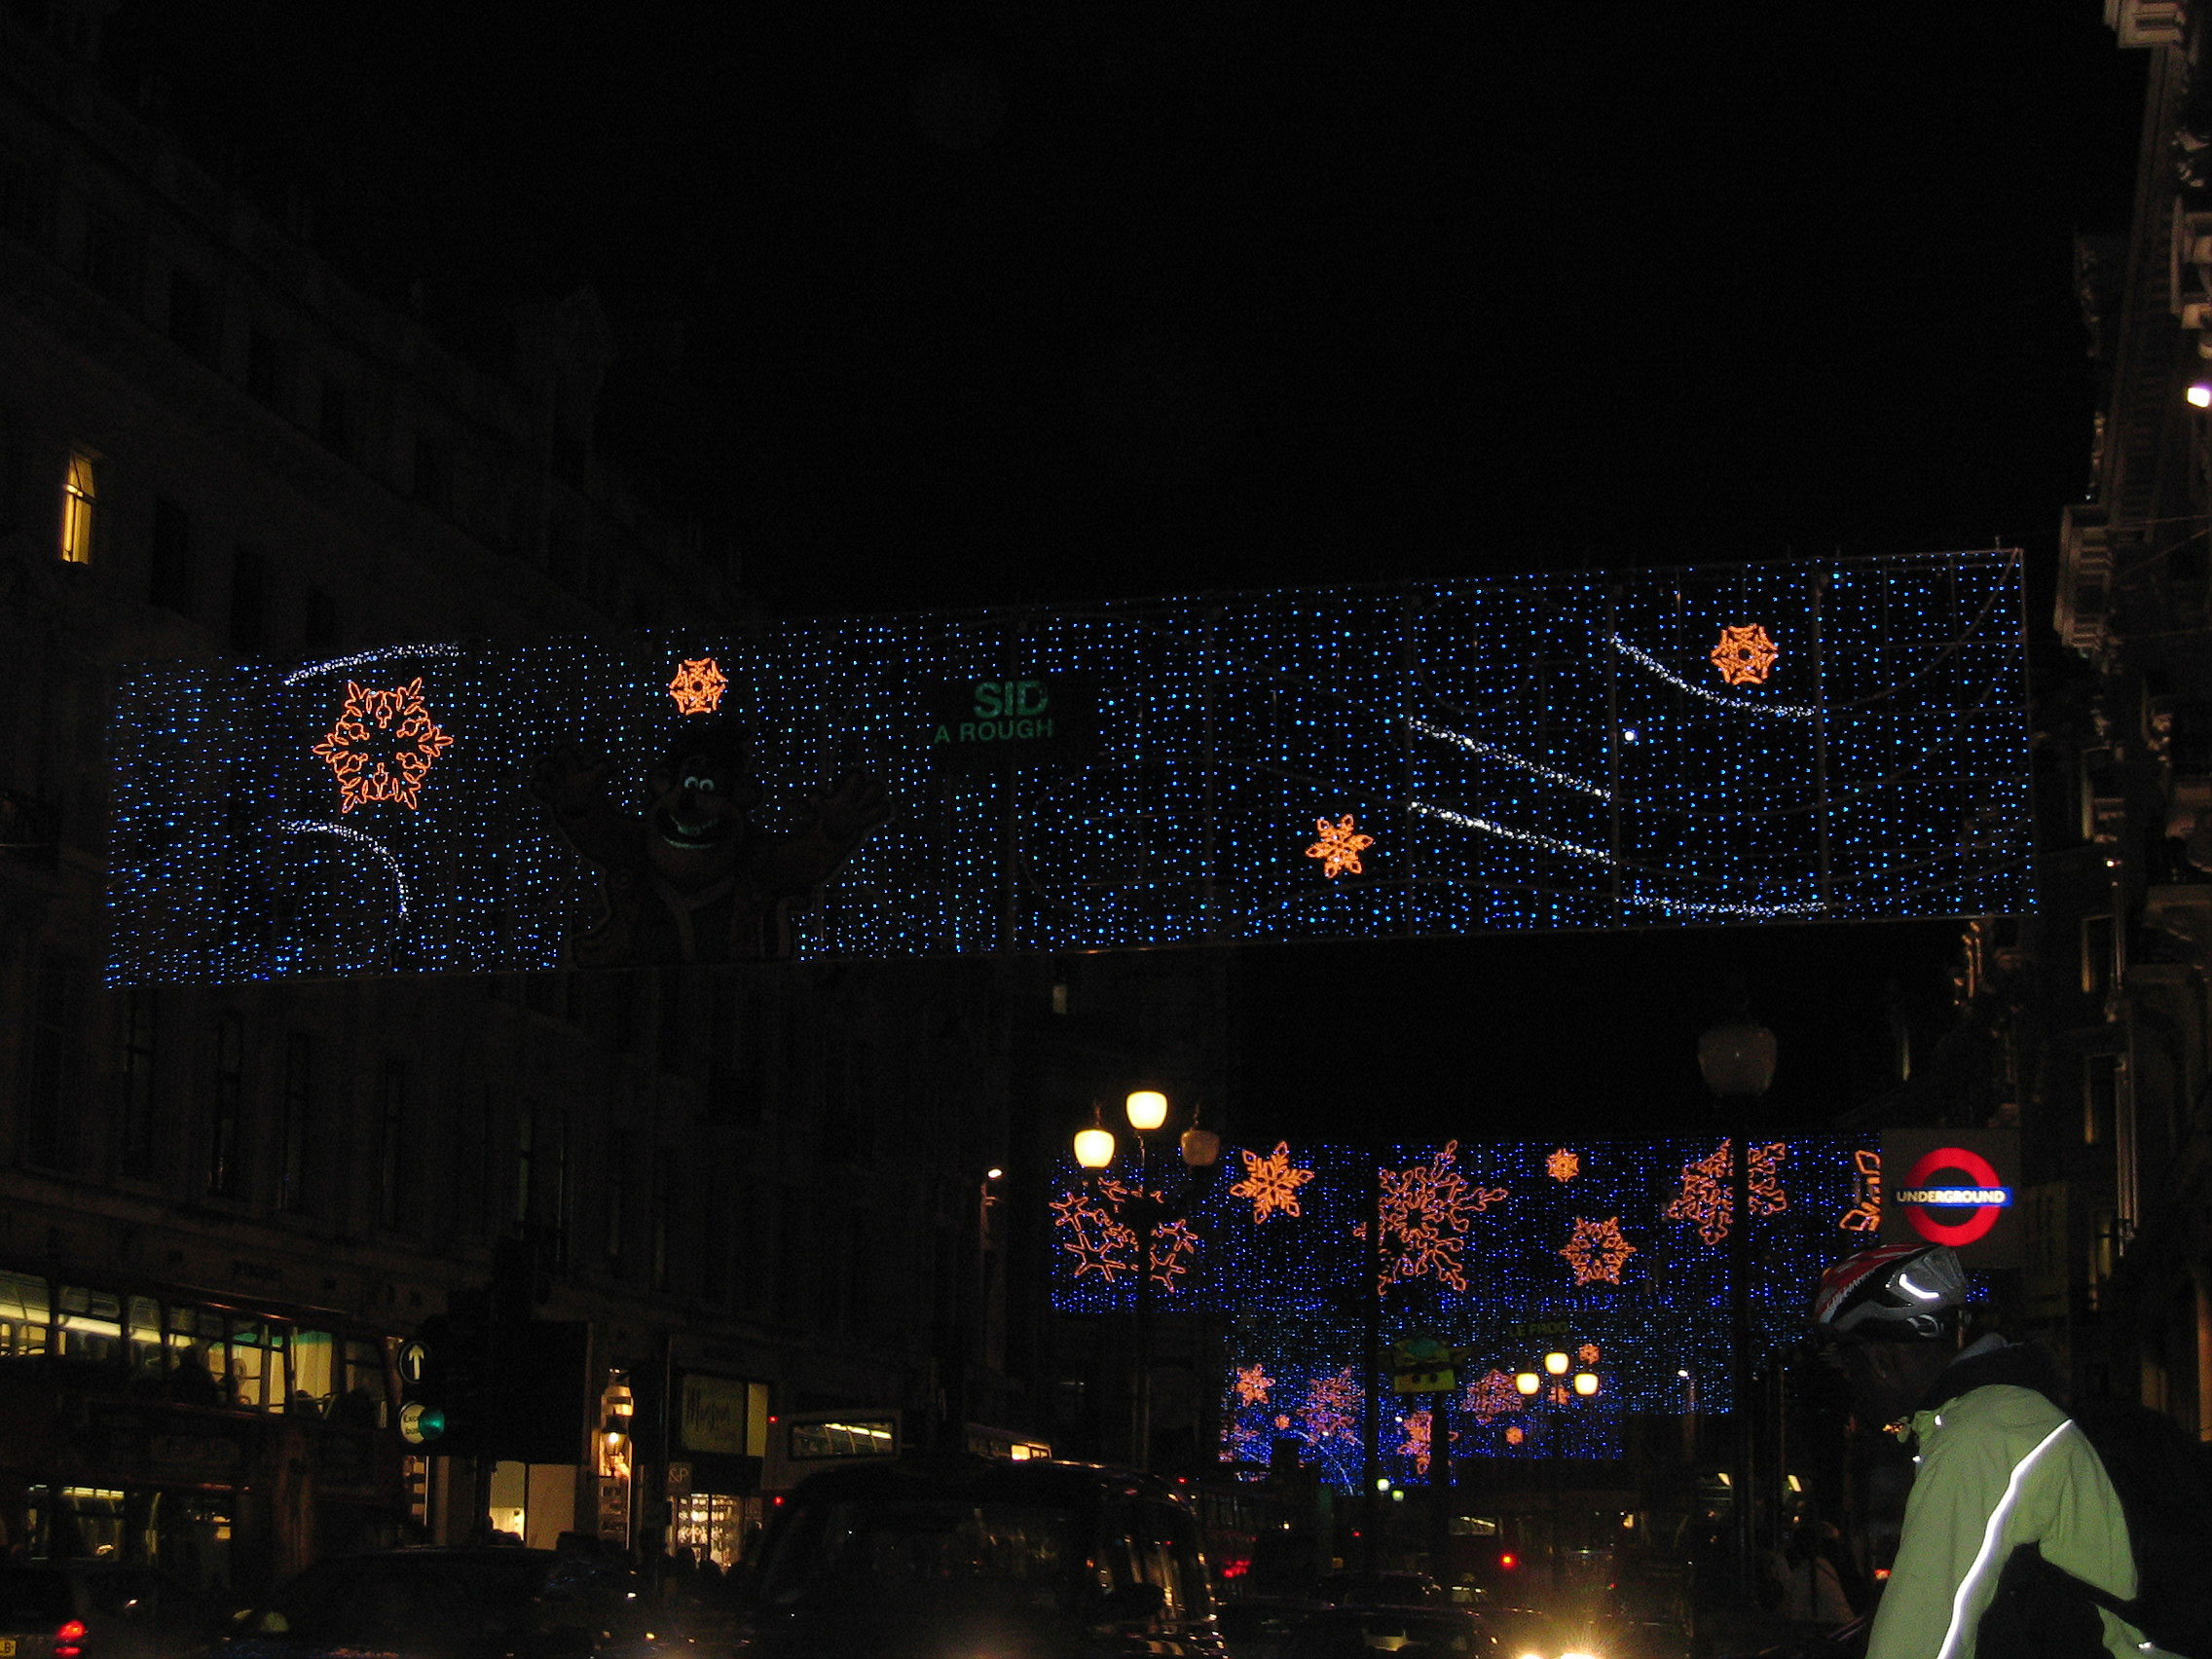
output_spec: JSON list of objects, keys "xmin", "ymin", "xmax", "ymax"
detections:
[
  {"xmin": 1809, "ymin": 1241, "xmax": 2171, "ymax": 1659},
  {"xmin": 1779, "ymin": 1522, "xmax": 1852, "ymax": 1625}
]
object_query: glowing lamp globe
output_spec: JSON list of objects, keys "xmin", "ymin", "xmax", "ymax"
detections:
[
  {"xmin": 1574, "ymin": 1372, "xmax": 1600, "ymax": 1397},
  {"xmin": 1124, "ymin": 1089, "xmax": 1169, "ymax": 1131},
  {"xmin": 1515, "ymin": 1372, "xmax": 1540, "ymax": 1396},
  {"xmin": 1073, "ymin": 1126, "xmax": 1117, "ymax": 1169},
  {"xmin": 1545, "ymin": 1351, "xmax": 1569, "ymax": 1376},
  {"xmin": 2192, "ymin": 382, "xmax": 2212, "ymax": 409},
  {"xmin": 1180, "ymin": 1126, "xmax": 1221, "ymax": 1168},
  {"xmin": 1698, "ymin": 1020, "xmax": 1777, "ymax": 1098}
]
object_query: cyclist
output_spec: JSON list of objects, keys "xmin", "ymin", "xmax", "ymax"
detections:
[{"xmin": 1809, "ymin": 1241, "xmax": 2174, "ymax": 1659}]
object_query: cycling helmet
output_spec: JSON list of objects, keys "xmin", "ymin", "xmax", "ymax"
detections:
[{"xmin": 1810, "ymin": 1242, "xmax": 1968, "ymax": 1344}]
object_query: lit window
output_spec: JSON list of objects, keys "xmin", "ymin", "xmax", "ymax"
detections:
[{"xmin": 59, "ymin": 450, "xmax": 96, "ymax": 563}]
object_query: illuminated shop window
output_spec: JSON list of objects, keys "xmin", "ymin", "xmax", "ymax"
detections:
[{"xmin": 59, "ymin": 450, "xmax": 95, "ymax": 563}]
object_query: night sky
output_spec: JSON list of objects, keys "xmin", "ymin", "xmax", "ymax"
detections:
[{"xmin": 129, "ymin": 4, "xmax": 2146, "ymax": 1141}]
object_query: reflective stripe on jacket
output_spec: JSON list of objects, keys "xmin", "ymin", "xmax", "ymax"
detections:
[{"xmin": 1866, "ymin": 1381, "xmax": 2172, "ymax": 1659}]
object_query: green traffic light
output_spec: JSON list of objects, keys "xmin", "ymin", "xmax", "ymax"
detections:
[{"xmin": 400, "ymin": 1401, "xmax": 447, "ymax": 1445}]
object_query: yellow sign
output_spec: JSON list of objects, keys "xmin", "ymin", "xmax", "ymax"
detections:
[{"xmin": 680, "ymin": 1374, "xmax": 752, "ymax": 1456}]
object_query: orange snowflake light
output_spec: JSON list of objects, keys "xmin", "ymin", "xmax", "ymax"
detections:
[
  {"xmin": 1579, "ymin": 1344, "xmax": 1601, "ymax": 1365},
  {"xmin": 668, "ymin": 656, "xmax": 728, "ymax": 716},
  {"xmin": 1710, "ymin": 624, "xmax": 1780, "ymax": 686},
  {"xmin": 1504, "ymin": 1424, "xmax": 1526, "ymax": 1447},
  {"xmin": 1663, "ymin": 1139, "xmax": 1789, "ymax": 1246},
  {"xmin": 1230, "ymin": 1141, "xmax": 1316, "ymax": 1224},
  {"xmin": 1546, "ymin": 1148, "xmax": 1580, "ymax": 1182},
  {"xmin": 1400, "ymin": 1410, "xmax": 1433, "ymax": 1476},
  {"xmin": 1377, "ymin": 1141, "xmax": 1509, "ymax": 1295},
  {"xmin": 1560, "ymin": 1216, "xmax": 1638, "ymax": 1285},
  {"xmin": 1302, "ymin": 1367, "xmax": 1364, "ymax": 1446},
  {"xmin": 1234, "ymin": 1363, "xmax": 1275, "ymax": 1407},
  {"xmin": 312, "ymin": 679, "xmax": 455, "ymax": 813},
  {"xmin": 1841, "ymin": 1148, "xmax": 1883, "ymax": 1234},
  {"xmin": 1306, "ymin": 814, "xmax": 1374, "ymax": 879},
  {"xmin": 1463, "ymin": 1368, "xmax": 1526, "ymax": 1425}
]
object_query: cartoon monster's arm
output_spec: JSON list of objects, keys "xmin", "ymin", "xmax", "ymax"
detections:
[
  {"xmin": 751, "ymin": 769, "xmax": 891, "ymax": 894},
  {"xmin": 528, "ymin": 745, "xmax": 639, "ymax": 870}
]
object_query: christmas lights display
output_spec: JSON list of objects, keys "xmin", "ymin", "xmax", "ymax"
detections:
[
  {"xmin": 1228, "ymin": 1142, "xmax": 1316, "ymax": 1224},
  {"xmin": 107, "ymin": 551, "xmax": 2029, "ymax": 987},
  {"xmin": 1052, "ymin": 1135, "xmax": 1883, "ymax": 1487}
]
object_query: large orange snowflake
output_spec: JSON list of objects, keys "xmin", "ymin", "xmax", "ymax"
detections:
[
  {"xmin": 312, "ymin": 679, "xmax": 455, "ymax": 813},
  {"xmin": 1560, "ymin": 1216, "xmax": 1638, "ymax": 1285},
  {"xmin": 1377, "ymin": 1140, "xmax": 1508, "ymax": 1295},
  {"xmin": 1399, "ymin": 1410, "xmax": 1433, "ymax": 1476},
  {"xmin": 1306, "ymin": 814, "xmax": 1374, "ymax": 878},
  {"xmin": 668, "ymin": 656, "xmax": 728, "ymax": 716},
  {"xmin": 1233, "ymin": 1363, "xmax": 1275, "ymax": 1407},
  {"xmin": 1710, "ymin": 624, "xmax": 1780, "ymax": 686},
  {"xmin": 1230, "ymin": 1141, "xmax": 1315, "ymax": 1224},
  {"xmin": 1664, "ymin": 1139, "xmax": 1788, "ymax": 1245},
  {"xmin": 1546, "ymin": 1148, "xmax": 1580, "ymax": 1182}
]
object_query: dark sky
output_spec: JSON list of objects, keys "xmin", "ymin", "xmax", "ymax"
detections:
[{"xmin": 150, "ymin": 4, "xmax": 2147, "ymax": 1140}]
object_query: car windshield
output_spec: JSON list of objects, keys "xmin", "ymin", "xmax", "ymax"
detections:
[
  {"xmin": 0, "ymin": 1570, "xmax": 74, "ymax": 1626},
  {"xmin": 758, "ymin": 1499, "xmax": 1080, "ymax": 1609}
]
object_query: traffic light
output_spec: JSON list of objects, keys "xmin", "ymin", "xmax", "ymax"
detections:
[{"xmin": 397, "ymin": 1312, "xmax": 493, "ymax": 1456}]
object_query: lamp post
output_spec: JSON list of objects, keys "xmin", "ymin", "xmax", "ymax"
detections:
[
  {"xmin": 1072, "ymin": 1090, "xmax": 1221, "ymax": 1470},
  {"xmin": 1698, "ymin": 1016, "xmax": 1777, "ymax": 1597},
  {"xmin": 1513, "ymin": 1349, "xmax": 1601, "ymax": 1589}
]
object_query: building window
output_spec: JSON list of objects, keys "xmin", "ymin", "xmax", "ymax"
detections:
[
  {"xmin": 148, "ymin": 496, "xmax": 193, "ymax": 613},
  {"xmin": 541, "ymin": 1103, "xmax": 570, "ymax": 1271},
  {"xmin": 2081, "ymin": 914, "xmax": 2115, "ymax": 998},
  {"xmin": 605, "ymin": 1132, "xmax": 627, "ymax": 1274},
  {"xmin": 2084, "ymin": 1051, "xmax": 2120, "ymax": 1147},
  {"xmin": 230, "ymin": 544, "xmax": 266, "ymax": 654},
  {"xmin": 81, "ymin": 203, "xmax": 139, "ymax": 309},
  {"xmin": 116, "ymin": 985, "xmax": 159, "ymax": 1179},
  {"xmin": 207, "ymin": 1012, "xmax": 245, "ymax": 1198},
  {"xmin": 378, "ymin": 1057, "xmax": 406, "ymax": 1230},
  {"xmin": 59, "ymin": 450, "xmax": 96, "ymax": 564},
  {"xmin": 278, "ymin": 1031, "xmax": 312, "ymax": 1211},
  {"xmin": 22, "ymin": 955, "xmax": 84, "ymax": 1170},
  {"xmin": 651, "ymin": 1151, "xmax": 673, "ymax": 1293}
]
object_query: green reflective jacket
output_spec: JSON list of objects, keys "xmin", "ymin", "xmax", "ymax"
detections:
[{"xmin": 1868, "ymin": 1380, "xmax": 2175, "ymax": 1659}]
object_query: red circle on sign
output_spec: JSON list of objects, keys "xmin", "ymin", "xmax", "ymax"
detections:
[{"xmin": 1902, "ymin": 1146, "xmax": 2005, "ymax": 1247}]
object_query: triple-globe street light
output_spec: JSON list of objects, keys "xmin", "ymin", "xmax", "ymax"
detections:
[
  {"xmin": 1073, "ymin": 1089, "xmax": 1221, "ymax": 1470},
  {"xmin": 1514, "ymin": 1348, "xmax": 1602, "ymax": 1586}
]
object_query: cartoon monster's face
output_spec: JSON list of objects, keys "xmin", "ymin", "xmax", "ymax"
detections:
[{"xmin": 646, "ymin": 750, "xmax": 763, "ymax": 888}]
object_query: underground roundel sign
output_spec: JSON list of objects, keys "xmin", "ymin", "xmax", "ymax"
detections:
[{"xmin": 1894, "ymin": 1145, "xmax": 2012, "ymax": 1247}]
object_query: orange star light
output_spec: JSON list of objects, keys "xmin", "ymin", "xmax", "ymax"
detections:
[
  {"xmin": 1306, "ymin": 814, "xmax": 1374, "ymax": 878},
  {"xmin": 1710, "ymin": 624, "xmax": 1780, "ymax": 686},
  {"xmin": 312, "ymin": 680, "xmax": 454, "ymax": 813},
  {"xmin": 1546, "ymin": 1148, "xmax": 1580, "ymax": 1182},
  {"xmin": 668, "ymin": 656, "xmax": 728, "ymax": 716}
]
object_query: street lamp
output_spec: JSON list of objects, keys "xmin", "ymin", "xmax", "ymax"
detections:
[
  {"xmin": 1513, "ymin": 1347, "xmax": 1601, "ymax": 1586},
  {"xmin": 1070, "ymin": 1090, "xmax": 1221, "ymax": 1470},
  {"xmin": 1699, "ymin": 1015, "xmax": 1776, "ymax": 1598}
]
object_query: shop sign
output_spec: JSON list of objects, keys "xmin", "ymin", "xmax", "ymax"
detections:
[
  {"xmin": 928, "ymin": 676, "xmax": 1097, "ymax": 769},
  {"xmin": 1880, "ymin": 1127, "xmax": 2019, "ymax": 1268},
  {"xmin": 680, "ymin": 1375, "xmax": 751, "ymax": 1456}
]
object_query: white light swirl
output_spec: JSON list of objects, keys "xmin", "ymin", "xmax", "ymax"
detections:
[
  {"xmin": 278, "ymin": 820, "xmax": 410, "ymax": 920},
  {"xmin": 282, "ymin": 644, "xmax": 462, "ymax": 685},
  {"xmin": 1621, "ymin": 895, "xmax": 1826, "ymax": 920},
  {"xmin": 1608, "ymin": 635, "xmax": 1820, "ymax": 719},
  {"xmin": 1406, "ymin": 798, "xmax": 1614, "ymax": 866},
  {"xmin": 1403, "ymin": 718, "xmax": 1611, "ymax": 800}
]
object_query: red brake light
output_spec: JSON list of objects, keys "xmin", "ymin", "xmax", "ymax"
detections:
[
  {"xmin": 1499, "ymin": 1552, "xmax": 1518, "ymax": 1570},
  {"xmin": 57, "ymin": 1617, "xmax": 86, "ymax": 1657}
]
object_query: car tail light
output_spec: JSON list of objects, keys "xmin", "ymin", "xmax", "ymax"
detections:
[{"xmin": 56, "ymin": 1617, "xmax": 86, "ymax": 1658}]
